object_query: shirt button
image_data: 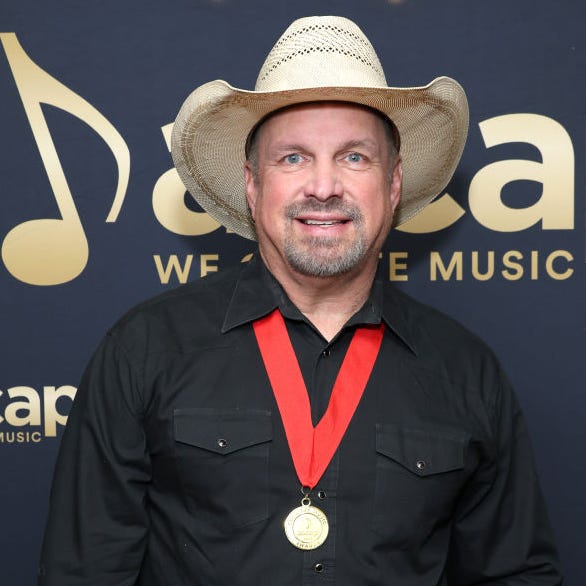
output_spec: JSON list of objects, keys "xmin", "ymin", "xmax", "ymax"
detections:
[
  {"xmin": 217, "ymin": 438, "xmax": 228, "ymax": 449},
  {"xmin": 317, "ymin": 490, "xmax": 327, "ymax": 499},
  {"xmin": 416, "ymin": 460, "xmax": 426, "ymax": 470},
  {"xmin": 314, "ymin": 563, "xmax": 324, "ymax": 573},
  {"xmin": 321, "ymin": 348, "xmax": 331, "ymax": 357}
]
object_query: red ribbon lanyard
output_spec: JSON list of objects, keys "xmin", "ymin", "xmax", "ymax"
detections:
[{"xmin": 253, "ymin": 309, "xmax": 384, "ymax": 489}]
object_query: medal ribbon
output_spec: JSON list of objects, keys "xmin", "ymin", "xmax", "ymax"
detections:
[{"xmin": 253, "ymin": 309, "xmax": 384, "ymax": 489}]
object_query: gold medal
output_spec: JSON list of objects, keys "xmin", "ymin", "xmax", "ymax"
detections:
[{"xmin": 284, "ymin": 496, "xmax": 329, "ymax": 550}]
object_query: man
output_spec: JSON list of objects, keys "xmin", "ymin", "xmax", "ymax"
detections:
[{"xmin": 39, "ymin": 15, "xmax": 562, "ymax": 585}]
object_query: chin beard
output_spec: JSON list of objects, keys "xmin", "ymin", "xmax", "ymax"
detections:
[
  {"xmin": 284, "ymin": 235, "xmax": 368, "ymax": 278},
  {"xmin": 283, "ymin": 199, "xmax": 370, "ymax": 277}
]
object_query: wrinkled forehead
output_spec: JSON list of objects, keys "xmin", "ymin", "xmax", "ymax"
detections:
[{"xmin": 245, "ymin": 101, "xmax": 400, "ymax": 157}]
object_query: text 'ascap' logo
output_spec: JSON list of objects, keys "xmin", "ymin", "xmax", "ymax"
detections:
[
  {"xmin": 0, "ymin": 385, "xmax": 76, "ymax": 443},
  {"xmin": 0, "ymin": 34, "xmax": 577, "ymax": 287},
  {"xmin": 400, "ymin": 114, "xmax": 574, "ymax": 234}
]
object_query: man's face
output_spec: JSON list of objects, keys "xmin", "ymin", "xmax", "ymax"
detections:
[{"xmin": 245, "ymin": 102, "xmax": 402, "ymax": 281}]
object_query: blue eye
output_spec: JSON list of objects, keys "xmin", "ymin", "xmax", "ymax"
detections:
[
  {"xmin": 346, "ymin": 152, "xmax": 363, "ymax": 163},
  {"xmin": 285, "ymin": 154, "xmax": 302, "ymax": 164}
]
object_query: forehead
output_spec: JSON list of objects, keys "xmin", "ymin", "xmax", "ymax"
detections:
[{"xmin": 252, "ymin": 101, "xmax": 390, "ymax": 148}]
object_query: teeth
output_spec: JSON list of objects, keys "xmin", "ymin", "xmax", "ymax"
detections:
[{"xmin": 303, "ymin": 220, "xmax": 341, "ymax": 225}]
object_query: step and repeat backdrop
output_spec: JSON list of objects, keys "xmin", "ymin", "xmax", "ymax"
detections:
[{"xmin": 1, "ymin": 0, "xmax": 584, "ymax": 584}]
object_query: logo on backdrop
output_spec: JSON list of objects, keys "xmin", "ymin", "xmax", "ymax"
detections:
[
  {"xmin": 0, "ymin": 33, "xmax": 578, "ymax": 287},
  {"xmin": 0, "ymin": 385, "xmax": 76, "ymax": 443},
  {"xmin": 0, "ymin": 33, "xmax": 128, "ymax": 286}
]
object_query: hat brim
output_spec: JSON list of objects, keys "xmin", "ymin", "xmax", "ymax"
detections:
[{"xmin": 171, "ymin": 77, "xmax": 468, "ymax": 241}]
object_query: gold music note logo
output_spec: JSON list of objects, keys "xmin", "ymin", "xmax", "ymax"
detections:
[{"xmin": 0, "ymin": 33, "xmax": 130, "ymax": 286}]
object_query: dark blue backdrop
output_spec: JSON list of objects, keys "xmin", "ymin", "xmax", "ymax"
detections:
[{"xmin": 1, "ymin": 1, "xmax": 584, "ymax": 584}]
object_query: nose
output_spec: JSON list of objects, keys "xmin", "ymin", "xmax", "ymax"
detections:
[{"xmin": 304, "ymin": 158, "xmax": 343, "ymax": 201}]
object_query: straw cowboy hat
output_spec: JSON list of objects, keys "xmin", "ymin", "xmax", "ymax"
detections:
[{"xmin": 171, "ymin": 15, "xmax": 469, "ymax": 240}]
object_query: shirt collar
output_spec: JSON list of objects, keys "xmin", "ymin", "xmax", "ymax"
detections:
[{"xmin": 222, "ymin": 254, "xmax": 418, "ymax": 355}]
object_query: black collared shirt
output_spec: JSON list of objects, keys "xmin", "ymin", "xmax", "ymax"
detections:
[{"xmin": 39, "ymin": 255, "xmax": 562, "ymax": 585}]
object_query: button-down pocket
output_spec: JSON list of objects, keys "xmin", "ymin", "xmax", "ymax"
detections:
[
  {"xmin": 372, "ymin": 424, "xmax": 468, "ymax": 544},
  {"xmin": 174, "ymin": 408, "xmax": 272, "ymax": 529}
]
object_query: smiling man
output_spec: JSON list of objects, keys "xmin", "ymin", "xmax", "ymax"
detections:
[
  {"xmin": 39, "ymin": 15, "xmax": 562, "ymax": 585},
  {"xmin": 244, "ymin": 102, "xmax": 402, "ymax": 340}
]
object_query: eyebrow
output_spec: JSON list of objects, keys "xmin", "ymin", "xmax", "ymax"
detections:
[
  {"xmin": 270, "ymin": 139, "xmax": 380, "ymax": 156},
  {"xmin": 340, "ymin": 139, "xmax": 379, "ymax": 153},
  {"xmin": 271, "ymin": 143, "xmax": 307, "ymax": 155}
]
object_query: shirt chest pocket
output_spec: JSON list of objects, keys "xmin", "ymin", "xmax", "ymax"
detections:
[
  {"xmin": 174, "ymin": 408, "xmax": 273, "ymax": 529},
  {"xmin": 372, "ymin": 424, "xmax": 468, "ymax": 544}
]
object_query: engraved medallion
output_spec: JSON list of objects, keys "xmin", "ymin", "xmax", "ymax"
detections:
[{"xmin": 284, "ymin": 500, "xmax": 329, "ymax": 550}]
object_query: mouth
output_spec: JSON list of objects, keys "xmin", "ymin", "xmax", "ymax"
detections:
[
  {"xmin": 286, "ymin": 201, "xmax": 361, "ymax": 232},
  {"xmin": 298, "ymin": 218, "xmax": 349, "ymax": 226}
]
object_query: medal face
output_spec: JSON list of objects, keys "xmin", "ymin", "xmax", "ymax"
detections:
[{"xmin": 284, "ymin": 504, "xmax": 329, "ymax": 550}]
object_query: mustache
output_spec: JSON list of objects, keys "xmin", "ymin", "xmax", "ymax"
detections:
[{"xmin": 285, "ymin": 200, "xmax": 363, "ymax": 222}]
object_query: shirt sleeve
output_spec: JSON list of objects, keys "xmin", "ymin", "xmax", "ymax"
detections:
[
  {"xmin": 38, "ymin": 331, "xmax": 151, "ymax": 585},
  {"xmin": 446, "ymin": 365, "xmax": 563, "ymax": 584}
]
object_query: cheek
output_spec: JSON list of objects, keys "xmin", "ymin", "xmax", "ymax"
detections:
[
  {"xmin": 256, "ymin": 193, "xmax": 284, "ymax": 221},
  {"xmin": 255, "ymin": 177, "xmax": 294, "ymax": 221},
  {"xmin": 253, "ymin": 193, "xmax": 289, "ymax": 240},
  {"xmin": 359, "ymin": 189, "xmax": 395, "ymax": 241},
  {"xmin": 360, "ymin": 181, "xmax": 392, "ymax": 218}
]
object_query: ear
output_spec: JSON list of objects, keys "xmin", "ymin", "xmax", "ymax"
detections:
[
  {"xmin": 389, "ymin": 156, "xmax": 403, "ymax": 214},
  {"xmin": 244, "ymin": 162, "xmax": 258, "ymax": 218}
]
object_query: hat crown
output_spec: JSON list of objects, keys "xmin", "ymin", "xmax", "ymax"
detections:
[{"xmin": 255, "ymin": 16, "xmax": 388, "ymax": 91}]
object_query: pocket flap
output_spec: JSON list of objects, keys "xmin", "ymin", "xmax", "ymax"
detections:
[
  {"xmin": 376, "ymin": 424, "xmax": 467, "ymax": 476},
  {"xmin": 174, "ymin": 408, "xmax": 272, "ymax": 455}
]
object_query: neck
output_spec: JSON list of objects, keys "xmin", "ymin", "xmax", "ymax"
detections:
[{"xmin": 262, "ymin": 255, "xmax": 378, "ymax": 342}]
